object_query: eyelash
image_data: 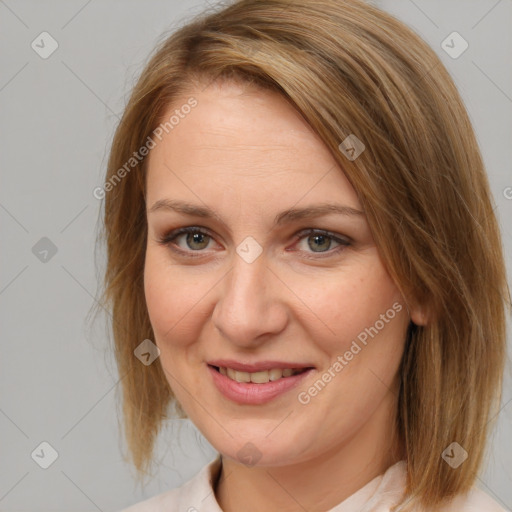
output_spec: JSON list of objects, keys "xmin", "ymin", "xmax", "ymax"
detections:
[{"xmin": 156, "ymin": 226, "xmax": 351, "ymax": 260}]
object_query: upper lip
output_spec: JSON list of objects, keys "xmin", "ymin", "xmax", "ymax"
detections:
[{"xmin": 207, "ymin": 359, "xmax": 315, "ymax": 372}]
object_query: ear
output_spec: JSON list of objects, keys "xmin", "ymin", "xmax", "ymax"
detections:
[
  {"xmin": 403, "ymin": 297, "xmax": 430, "ymax": 326},
  {"xmin": 410, "ymin": 306, "xmax": 429, "ymax": 326},
  {"xmin": 408, "ymin": 301, "xmax": 430, "ymax": 326}
]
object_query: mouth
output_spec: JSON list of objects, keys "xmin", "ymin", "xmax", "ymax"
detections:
[
  {"xmin": 209, "ymin": 365, "xmax": 311, "ymax": 384},
  {"xmin": 207, "ymin": 362, "xmax": 315, "ymax": 405}
]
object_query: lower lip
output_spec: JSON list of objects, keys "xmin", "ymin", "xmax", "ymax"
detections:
[{"xmin": 208, "ymin": 365, "xmax": 314, "ymax": 405}]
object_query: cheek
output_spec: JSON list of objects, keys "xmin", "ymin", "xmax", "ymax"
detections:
[
  {"xmin": 290, "ymin": 263, "xmax": 404, "ymax": 352},
  {"xmin": 143, "ymin": 251, "xmax": 209, "ymax": 350}
]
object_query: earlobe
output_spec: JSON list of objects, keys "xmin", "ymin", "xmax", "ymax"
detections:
[
  {"xmin": 402, "ymin": 296, "xmax": 429, "ymax": 326},
  {"xmin": 409, "ymin": 305, "xmax": 429, "ymax": 326}
]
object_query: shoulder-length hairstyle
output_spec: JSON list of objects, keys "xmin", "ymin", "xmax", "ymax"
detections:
[{"xmin": 93, "ymin": 0, "xmax": 511, "ymax": 510}]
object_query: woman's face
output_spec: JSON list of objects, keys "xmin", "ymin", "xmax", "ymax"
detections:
[{"xmin": 144, "ymin": 80, "xmax": 414, "ymax": 467}]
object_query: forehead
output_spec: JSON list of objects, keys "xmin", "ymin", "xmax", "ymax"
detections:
[{"xmin": 146, "ymin": 80, "xmax": 360, "ymax": 212}]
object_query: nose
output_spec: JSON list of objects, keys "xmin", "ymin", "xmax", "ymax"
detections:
[{"xmin": 211, "ymin": 251, "xmax": 288, "ymax": 348}]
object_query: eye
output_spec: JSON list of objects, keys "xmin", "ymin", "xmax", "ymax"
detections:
[
  {"xmin": 157, "ymin": 226, "xmax": 351, "ymax": 259},
  {"xmin": 292, "ymin": 228, "xmax": 351, "ymax": 259},
  {"xmin": 157, "ymin": 227, "xmax": 216, "ymax": 257}
]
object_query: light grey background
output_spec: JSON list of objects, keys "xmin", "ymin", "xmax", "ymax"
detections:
[{"xmin": 0, "ymin": 0, "xmax": 511, "ymax": 511}]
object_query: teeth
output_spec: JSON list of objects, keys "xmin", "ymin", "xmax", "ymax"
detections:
[{"xmin": 218, "ymin": 366, "xmax": 305, "ymax": 383}]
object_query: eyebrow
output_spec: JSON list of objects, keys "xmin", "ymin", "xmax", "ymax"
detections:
[{"xmin": 148, "ymin": 199, "xmax": 365, "ymax": 226}]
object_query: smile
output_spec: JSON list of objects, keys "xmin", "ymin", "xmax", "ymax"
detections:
[
  {"xmin": 216, "ymin": 366, "xmax": 307, "ymax": 383},
  {"xmin": 207, "ymin": 364, "xmax": 314, "ymax": 405}
]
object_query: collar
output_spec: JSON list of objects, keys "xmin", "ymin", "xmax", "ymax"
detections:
[{"xmin": 183, "ymin": 455, "xmax": 408, "ymax": 512}]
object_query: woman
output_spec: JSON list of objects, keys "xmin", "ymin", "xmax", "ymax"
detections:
[{"xmin": 96, "ymin": 0, "xmax": 510, "ymax": 510}]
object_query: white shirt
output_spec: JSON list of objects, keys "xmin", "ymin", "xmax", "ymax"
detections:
[{"xmin": 119, "ymin": 455, "xmax": 508, "ymax": 511}]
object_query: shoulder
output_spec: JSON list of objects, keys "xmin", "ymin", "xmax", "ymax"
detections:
[
  {"xmin": 436, "ymin": 486, "xmax": 507, "ymax": 512},
  {"xmin": 380, "ymin": 462, "xmax": 507, "ymax": 512},
  {"xmin": 118, "ymin": 455, "xmax": 222, "ymax": 512}
]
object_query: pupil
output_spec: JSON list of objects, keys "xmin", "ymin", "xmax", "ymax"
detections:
[
  {"xmin": 309, "ymin": 234, "xmax": 330, "ymax": 252},
  {"xmin": 187, "ymin": 232, "xmax": 208, "ymax": 250}
]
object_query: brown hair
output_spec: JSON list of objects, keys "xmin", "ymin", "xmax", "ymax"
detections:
[{"xmin": 92, "ymin": 0, "xmax": 511, "ymax": 509}]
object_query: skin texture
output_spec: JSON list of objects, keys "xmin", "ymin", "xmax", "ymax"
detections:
[{"xmin": 144, "ymin": 80, "xmax": 426, "ymax": 512}]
